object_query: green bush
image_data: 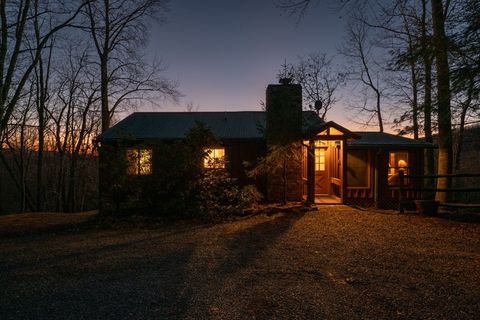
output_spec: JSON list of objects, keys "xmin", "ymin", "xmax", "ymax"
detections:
[
  {"xmin": 197, "ymin": 167, "xmax": 242, "ymax": 219},
  {"xmin": 196, "ymin": 166, "xmax": 262, "ymax": 219},
  {"xmin": 240, "ymin": 185, "xmax": 262, "ymax": 208}
]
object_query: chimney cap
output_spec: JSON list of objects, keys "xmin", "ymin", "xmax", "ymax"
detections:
[{"xmin": 279, "ymin": 77, "xmax": 292, "ymax": 85}]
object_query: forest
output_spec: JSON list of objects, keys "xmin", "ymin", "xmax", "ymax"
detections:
[
  {"xmin": 0, "ymin": 0, "xmax": 179, "ymax": 214},
  {"xmin": 0, "ymin": 0, "xmax": 479, "ymax": 214}
]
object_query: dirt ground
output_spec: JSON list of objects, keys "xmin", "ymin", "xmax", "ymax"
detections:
[{"xmin": 0, "ymin": 206, "xmax": 479, "ymax": 320}]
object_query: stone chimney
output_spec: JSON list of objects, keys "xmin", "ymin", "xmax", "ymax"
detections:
[
  {"xmin": 265, "ymin": 79, "xmax": 302, "ymax": 144},
  {"xmin": 265, "ymin": 79, "xmax": 303, "ymax": 202}
]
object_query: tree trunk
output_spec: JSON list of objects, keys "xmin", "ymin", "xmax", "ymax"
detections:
[
  {"xmin": 37, "ymin": 109, "xmax": 44, "ymax": 211},
  {"xmin": 68, "ymin": 154, "xmax": 76, "ymax": 212},
  {"xmin": 0, "ymin": 148, "xmax": 4, "ymax": 215},
  {"xmin": 100, "ymin": 55, "xmax": 110, "ymax": 132},
  {"xmin": 431, "ymin": 0, "xmax": 453, "ymax": 203},
  {"xmin": 283, "ymin": 155, "xmax": 287, "ymax": 204},
  {"xmin": 454, "ymin": 79, "xmax": 474, "ymax": 172},
  {"xmin": 376, "ymin": 91, "xmax": 383, "ymax": 132},
  {"xmin": 422, "ymin": 0, "xmax": 435, "ymax": 180},
  {"xmin": 410, "ymin": 62, "xmax": 419, "ymax": 139},
  {"xmin": 20, "ymin": 118, "xmax": 26, "ymax": 212},
  {"xmin": 423, "ymin": 60, "xmax": 434, "ymax": 172}
]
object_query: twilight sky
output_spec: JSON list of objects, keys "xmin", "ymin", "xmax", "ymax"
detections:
[{"xmin": 147, "ymin": 0, "xmax": 351, "ymax": 126}]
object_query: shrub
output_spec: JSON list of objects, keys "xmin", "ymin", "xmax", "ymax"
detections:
[
  {"xmin": 240, "ymin": 185, "xmax": 262, "ymax": 208},
  {"xmin": 196, "ymin": 166, "xmax": 262, "ymax": 219},
  {"xmin": 197, "ymin": 167, "xmax": 242, "ymax": 219}
]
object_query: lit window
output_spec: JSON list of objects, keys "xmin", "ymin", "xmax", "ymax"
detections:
[
  {"xmin": 347, "ymin": 150, "xmax": 369, "ymax": 187},
  {"xmin": 126, "ymin": 148, "xmax": 152, "ymax": 175},
  {"xmin": 204, "ymin": 148, "xmax": 225, "ymax": 168},
  {"xmin": 388, "ymin": 151, "xmax": 409, "ymax": 185},
  {"xmin": 314, "ymin": 140, "xmax": 327, "ymax": 147},
  {"xmin": 315, "ymin": 148, "xmax": 326, "ymax": 171}
]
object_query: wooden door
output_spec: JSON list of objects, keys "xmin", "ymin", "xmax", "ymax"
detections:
[{"xmin": 330, "ymin": 142, "xmax": 342, "ymax": 197}]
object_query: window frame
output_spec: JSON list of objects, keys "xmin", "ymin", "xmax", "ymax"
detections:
[
  {"xmin": 388, "ymin": 150, "xmax": 410, "ymax": 186},
  {"xmin": 203, "ymin": 147, "xmax": 226, "ymax": 169},
  {"xmin": 346, "ymin": 149, "xmax": 370, "ymax": 189},
  {"xmin": 126, "ymin": 147, "xmax": 153, "ymax": 176},
  {"xmin": 314, "ymin": 147, "xmax": 326, "ymax": 171}
]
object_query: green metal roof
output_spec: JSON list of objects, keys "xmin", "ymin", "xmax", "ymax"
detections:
[
  {"xmin": 98, "ymin": 111, "xmax": 324, "ymax": 141},
  {"xmin": 347, "ymin": 132, "xmax": 435, "ymax": 148},
  {"xmin": 98, "ymin": 112, "xmax": 434, "ymax": 149}
]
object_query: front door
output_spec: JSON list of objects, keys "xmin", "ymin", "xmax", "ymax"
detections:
[{"xmin": 314, "ymin": 145, "xmax": 329, "ymax": 194}]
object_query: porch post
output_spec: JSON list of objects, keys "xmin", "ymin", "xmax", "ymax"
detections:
[
  {"xmin": 374, "ymin": 149, "xmax": 380, "ymax": 208},
  {"xmin": 341, "ymin": 138, "xmax": 347, "ymax": 203},
  {"xmin": 307, "ymin": 139, "xmax": 315, "ymax": 203}
]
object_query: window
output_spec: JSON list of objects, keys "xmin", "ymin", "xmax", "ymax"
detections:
[
  {"xmin": 204, "ymin": 148, "xmax": 225, "ymax": 168},
  {"xmin": 126, "ymin": 148, "xmax": 152, "ymax": 175},
  {"xmin": 347, "ymin": 150, "xmax": 369, "ymax": 187},
  {"xmin": 388, "ymin": 151, "xmax": 409, "ymax": 185},
  {"xmin": 315, "ymin": 148, "xmax": 326, "ymax": 171},
  {"xmin": 314, "ymin": 140, "xmax": 327, "ymax": 147}
]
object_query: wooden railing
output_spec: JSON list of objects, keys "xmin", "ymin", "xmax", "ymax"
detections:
[{"xmin": 396, "ymin": 171, "xmax": 480, "ymax": 213}]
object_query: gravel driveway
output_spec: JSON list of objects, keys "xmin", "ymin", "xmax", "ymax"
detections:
[{"xmin": 1, "ymin": 206, "xmax": 479, "ymax": 319}]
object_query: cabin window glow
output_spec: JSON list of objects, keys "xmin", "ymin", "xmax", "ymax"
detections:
[
  {"xmin": 204, "ymin": 148, "xmax": 225, "ymax": 168},
  {"xmin": 388, "ymin": 151, "xmax": 409, "ymax": 185},
  {"xmin": 315, "ymin": 148, "xmax": 326, "ymax": 171},
  {"xmin": 126, "ymin": 148, "xmax": 152, "ymax": 175}
]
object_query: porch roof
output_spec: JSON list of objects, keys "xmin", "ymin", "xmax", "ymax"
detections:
[
  {"xmin": 303, "ymin": 121, "xmax": 360, "ymax": 139},
  {"xmin": 347, "ymin": 132, "xmax": 436, "ymax": 148},
  {"xmin": 98, "ymin": 111, "xmax": 325, "ymax": 141}
]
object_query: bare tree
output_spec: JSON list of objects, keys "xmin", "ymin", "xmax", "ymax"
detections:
[
  {"xmin": 340, "ymin": 14, "xmax": 385, "ymax": 132},
  {"xmin": 431, "ymin": 0, "xmax": 453, "ymax": 202},
  {"xmin": 450, "ymin": 0, "xmax": 480, "ymax": 171},
  {"xmin": 281, "ymin": 53, "xmax": 345, "ymax": 119},
  {"xmin": 420, "ymin": 0, "xmax": 435, "ymax": 178},
  {"xmin": 83, "ymin": 0, "xmax": 179, "ymax": 132},
  {"xmin": 0, "ymin": 0, "xmax": 89, "ymax": 142},
  {"xmin": 0, "ymin": 0, "xmax": 89, "ymax": 214},
  {"xmin": 31, "ymin": 3, "xmax": 56, "ymax": 211},
  {"xmin": 46, "ymin": 42, "xmax": 101, "ymax": 212},
  {"xmin": 381, "ymin": 1, "xmax": 422, "ymax": 139}
]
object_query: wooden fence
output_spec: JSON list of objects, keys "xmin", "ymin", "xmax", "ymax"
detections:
[{"xmin": 397, "ymin": 171, "xmax": 480, "ymax": 213}]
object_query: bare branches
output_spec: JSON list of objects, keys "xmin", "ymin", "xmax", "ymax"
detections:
[
  {"xmin": 280, "ymin": 52, "xmax": 345, "ymax": 120},
  {"xmin": 340, "ymin": 11, "xmax": 385, "ymax": 132},
  {"xmin": 82, "ymin": 0, "xmax": 179, "ymax": 132},
  {"xmin": 275, "ymin": 0, "xmax": 314, "ymax": 23},
  {"xmin": 0, "ymin": 0, "xmax": 91, "ymax": 142}
]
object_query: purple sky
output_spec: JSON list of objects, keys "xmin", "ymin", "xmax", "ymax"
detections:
[{"xmin": 146, "ymin": 0, "xmax": 352, "ymax": 126}]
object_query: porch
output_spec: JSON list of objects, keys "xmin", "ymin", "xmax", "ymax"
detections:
[{"xmin": 301, "ymin": 121, "xmax": 359, "ymax": 205}]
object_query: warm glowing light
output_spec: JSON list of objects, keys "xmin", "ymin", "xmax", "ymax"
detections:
[
  {"xmin": 388, "ymin": 151, "xmax": 409, "ymax": 185},
  {"xmin": 398, "ymin": 160, "xmax": 407, "ymax": 167},
  {"xmin": 127, "ymin": 148, "xmax": 152, "ymax": 175},
  {"xmin": 315, "ymin": 148, "xmax": 326, "ymax": 171},
  {"xmin": 389, "ymin": 152, "xmax": 409, "ymax": 175},
  {"xmin": 204, "ymin": 148, "xmax": 225, "ymax": 168},
  {"xmin": 314, "ymin": 140, "xmax": 327, "ymax": 147},
  {"xmin": 316, "ymin": 127, "xmax": 344, "ymax": 136}
]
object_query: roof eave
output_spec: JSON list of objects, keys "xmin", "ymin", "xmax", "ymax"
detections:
[
  {"xmin": 304, "ymin": 121, "xmax": 360, "ymax": 139},
  {"xmin": 347, "ymin": 143, "xmax": 437, "ymax": 149}
]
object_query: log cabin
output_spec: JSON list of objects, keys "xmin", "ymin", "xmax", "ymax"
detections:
[{"xmin": 97, "ymin": 81, "xmax": 434, "ymax": 209}]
